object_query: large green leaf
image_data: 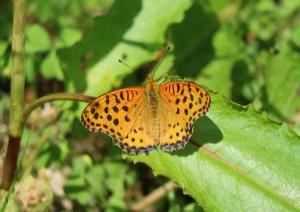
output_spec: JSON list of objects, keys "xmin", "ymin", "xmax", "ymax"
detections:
[
  {"xmin": 128, "ymin": 92, "xmax": 300, "ymax": 211},
  {"xmin": 59, "ymin": 0, "xmax": 193, "ymax": 95}
]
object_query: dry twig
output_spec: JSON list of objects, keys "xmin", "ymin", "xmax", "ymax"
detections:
[{"xmin": 130, "ymin": 181, "xmax": 177, "ymax": 211}]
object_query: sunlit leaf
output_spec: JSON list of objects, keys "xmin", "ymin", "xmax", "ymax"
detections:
[
  {"xmin": 41, "ymin": 50, "xmax": 64, "ymax": 80},
  {"xmin": 129, "ymin": 93, "xmax": 300, "ymax": 211},
  {"xmin": 26, "ymin": 24, "xmax": 51, "ymax": 53}
]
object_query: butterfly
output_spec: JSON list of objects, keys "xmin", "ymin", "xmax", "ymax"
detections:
[{"xmin": 81, "ymin": 76, "xmax": 211, "ymax": 155}]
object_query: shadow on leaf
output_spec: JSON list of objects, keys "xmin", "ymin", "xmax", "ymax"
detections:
[
  {"xmin": 174, "ymin": 116, "xmax": 223, "ymax": 156},
  {"xmin": 58, "ymin": 0, "xmax": 142, "ymax": 92},
  {"xmin": 171, "ymin": 3, "xmax": 219, "ymax": 78}
]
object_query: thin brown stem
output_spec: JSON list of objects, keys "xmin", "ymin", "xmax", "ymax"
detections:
[
  {"xmin": 2, "ymin": 136, "xmax": 21, "ymax": 190},
  {"xmin": 130, "ymin": 181, "xmax": 177, "ymax": 211}
]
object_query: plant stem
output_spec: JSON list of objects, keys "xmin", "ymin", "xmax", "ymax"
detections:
[
  {"xmin": 3, "ymin": 91, "xmax": 94, "ymax": 189},
  {"xmin": 9, "ymin": 0, "xmax": 26, "ymax": 136},
  {"xmin": 130, "ymin": 181, "xmax": 177, "ymax": 211},
  {"xmin": 2, "ymin": 0, "xmax": 26, "ymax": 190},
  {"xmin": 23, "ymin": 93, "xmax": 95, "ymax": 120}
]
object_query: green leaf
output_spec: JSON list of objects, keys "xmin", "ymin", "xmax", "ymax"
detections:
[
  {"xmin": 172, "ymin": 6, "xmax": 248, "ymax": 100},
  {"xmin": 0, "ymin": 41, "xmax": 8, "ymax": 57},
  {"xmin": 69, "ymin": 155, "xmax": 93, "ymax": 176},
  {"xmin": 41, "ymin": 50, "xmax": 64, "ymax": 80},
  {"xmin": 0, "ymin": 40, "xmax": 11, "ymax": 77},
  {"xmin": 171, "ymin": 2, "xmax": 219, "ymax": 78},
  {"xmin": 167, "ymin": 190, "xmax": 184, "ymax": 212},
  {"xmin": 261, "ymin": 50, "xmax": 300, "ymax": 120},
  {"xmin": 183, "ymin": 203, "xmax": 204, "ymax": 212},
  {"xmin": 64, "ymin": 177, "xmax": 91, "ymax": 205},
  {"xmin": 26, "ymin": 24, "xmax": 51, "ymax": 53},
  {"xmin": 59, "ymin": 0, "xmax": 193, "ymax": 94},
  {"xmin": 292, "ymin": 124, "xmax": 300, "ymax": 136},
  {"xmin": 279, "ymin": 1, "xmax": 300, "ymax": 17},
  {"xmin": 55, "ymin": 27, "xmax": 82, "ymax": 49},
  {"xmin": 25, "ymin": 55, "xmax": 36, "ymax": 83},
  {"xmin": 128, "ymin": 93, "xmax": 300, "ymax": 211},
  {"xmin": 86, "ymin": 165, "xmax": 106, "ymax": 200},
  {"xmin": 291, "ymin": 26, "xmax": 300, "ymax": 47},
  {"xmin": 248, "ymin": 3, "xmax": 278, "ymax": 41},
  {"xmin": 0, "ymin": 41, "xmax": 9, "ymax": 73},
  {"xmin": 104, "ymin": 162, "xmax": 127, "ymax": 209},
  {"xmin": 36, "ymin": 143, "xmax": 61, "ymax": 168},
  {"xmin": 35, "ymin": 138, "xmax": 69, "ymax": 168},
  {"xmin": 196, "ymin": 23, "xmax": 246, "ymax": 98},
  {"xmin": 197, "ymin": 58, "xmax": 236, "ymax": 97},
  {"xmin": 213, "ymin": 24, "xmax": 244, "ymax": 57}
]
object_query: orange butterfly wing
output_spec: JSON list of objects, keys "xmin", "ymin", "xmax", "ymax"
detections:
[
  {"xmin": 81, "ymin": 81, "xmax": 211, "ymax": 154},
  {"xmin": 81, "ymin": 88, "xmax": 157, "ymax": 154},
  {"xmin": 158, "ymin": 81, "xmax": 211, "ymax": 151}
]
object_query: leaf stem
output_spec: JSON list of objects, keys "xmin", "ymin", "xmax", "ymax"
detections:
[
  {"xmin": 2, "ymin": 0, "xmax": 26, "ymax": 190},
  {"xmin": 23, "ymin": 93, "xmax": 95, "ymax": 120}
]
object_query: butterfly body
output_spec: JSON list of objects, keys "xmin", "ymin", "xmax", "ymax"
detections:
[
  {"xmin": 81, "ymin": 76, "xmax": 211, "ymax": 155},
  {"xmin": 144, "ymin": 76, "xmax": 161, "ymax": 142}
]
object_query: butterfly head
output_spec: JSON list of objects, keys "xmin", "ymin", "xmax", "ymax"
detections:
[
  {"xmin": 146, "ymin": 75, "xmax": 155, "ymax": 83},
  {"xmin": 146, "ymin": 75, "xmax": 159, "ymax": 96}
]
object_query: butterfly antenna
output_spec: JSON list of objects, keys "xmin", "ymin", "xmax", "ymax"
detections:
[
  {"xmin": 118, "ymin": 59, "xmax": 134, "ymax": 70},
  {"xmin": 151, "ymin": 45, "xmax": 171, "ymax": 77},
  {"xmin": 167, "ymin": 65, "xmax": 176, "ymax": 81}
]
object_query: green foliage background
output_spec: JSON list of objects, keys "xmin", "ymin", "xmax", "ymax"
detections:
[{"xmin": 0, "ymin": 0, "xmax": 300, "ymax": 211}]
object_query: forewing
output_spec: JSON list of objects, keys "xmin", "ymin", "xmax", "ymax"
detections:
[
  {"xmin": 158, "ymin": 81, "xmax": 211, "ymax": 151},
  {"xmin": 81, "ymin": 88, "xmax": 156, "ymax": 154}
]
